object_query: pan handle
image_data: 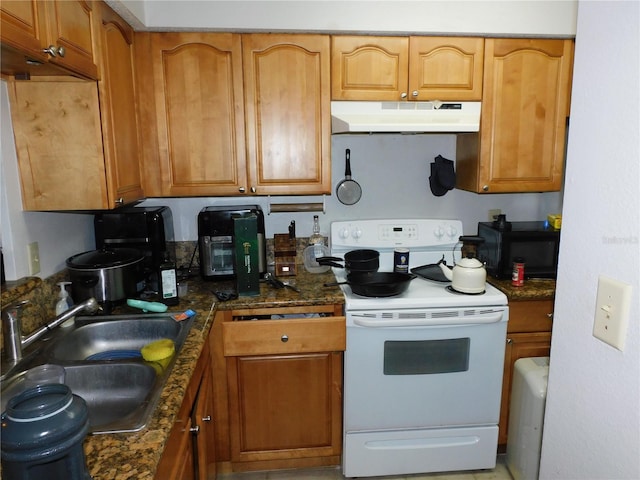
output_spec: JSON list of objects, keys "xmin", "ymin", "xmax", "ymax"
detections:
[
  {"xmin": 324, "ymin": 282, "xmax": 348, "ymax": 287},
  {"xmin": 345, "ymin": 148, "xmax": 352, "ymax": 177}
]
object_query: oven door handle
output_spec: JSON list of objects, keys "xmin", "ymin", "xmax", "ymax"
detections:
[{"xmin": 352, "ymin": 312, "xmax": 505, "ymax": 327}]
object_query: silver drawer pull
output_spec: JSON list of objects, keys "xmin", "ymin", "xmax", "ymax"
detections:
[
  {"xmin": 190, "ymin": 425, "xmax": 200, "ymax": 435},
  {"xmin": 281, "ymin": 334, "xmax": 289, "ymax": 343},
  {"xmin": 202, "ymin": 415, "xmax": 212, "ymax": 422}
]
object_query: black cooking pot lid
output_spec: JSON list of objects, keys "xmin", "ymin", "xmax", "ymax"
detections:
[{"xmin": 66, "ymin": 248, "xmax": 143, "ymax": 269}]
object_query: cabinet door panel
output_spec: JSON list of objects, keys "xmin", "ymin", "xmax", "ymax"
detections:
[
  {"xmin": 98, "ymin": 5, "xmax": 144, "ymax": 207},
  {"xmin": 150, "ymin": 33, "xmax": 247, "ymax": 196},
  {"xmin": 228, "ymin": 352, "xmax": 342, "ymax": 461},
  {"xmin": 410, "ymin": 37, "xmax": 483, "ymax": 100},
  {"xmin": 478, "ymin": 39, "xmax": 572, "ymax": 192},
  {"xmin": 244, "ymin": 34, "xmax": 331, "ymax": 195},
  {"xmin": 331, "ymin": 36, "xmax": 408, "ymax": 101},
  {"xmin": 42, "ymin": 0, "xmax": 98, "ymax": 79},
  {"xmin": 8, "ymin": 80, "xmax": 108, "ymax": 210},
  {"xmin": 0, "ymin": 0, "xmax": 46, "ymax": 56}
]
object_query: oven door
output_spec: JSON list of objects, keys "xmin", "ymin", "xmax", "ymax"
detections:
[{"xmin": 344, "ymin": 307, "xmax": 508, "ymax": 431}]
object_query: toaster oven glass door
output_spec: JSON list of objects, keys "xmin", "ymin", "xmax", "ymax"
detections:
[{"xmin": 206, "ymin": 235, "xmax": 235, "ymax": 276}]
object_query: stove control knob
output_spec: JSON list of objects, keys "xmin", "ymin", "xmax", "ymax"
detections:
[
  {"xmin": 352, "ymin": 227, "xmax": 362, "ymax": 239},
  {"xmin": 446, "ymin": 225, "xmax": 458, "ymax": 239},
  {"xmin": 339, "ymin": 227, "xmax": 350, "ymax": 239},
  {"xmin": 434, "ymin": 226, "xmax": 444, "ymax": 239}
]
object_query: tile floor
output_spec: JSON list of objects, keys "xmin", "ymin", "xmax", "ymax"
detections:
[{"xmin": 218, "ymin": 455, "xmax": 513, "ymax": 480}]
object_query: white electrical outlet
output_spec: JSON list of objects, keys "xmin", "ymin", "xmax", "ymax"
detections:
[
  {"xmin": 488, "ymin": 209, "xmax": 502, "ymax": 221},
  {"xmin": 593, "ymin": 275, "xmax": 632, "ymax": 351},
  {"xmin": 27, "ymin": 242, "xmax": 40, "ymax": 275}
]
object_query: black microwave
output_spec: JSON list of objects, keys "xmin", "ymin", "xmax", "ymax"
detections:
[{"xmin": 477, "ymin": 221, "xmax": 560, "ymax": 279}]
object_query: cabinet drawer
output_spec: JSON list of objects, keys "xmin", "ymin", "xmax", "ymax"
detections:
[
  {"xmin": 508, "ymin": 300, "xmax": 554, "ymax": 333},
  {"xmin": 223, "ymin": 316, "xmax": 345, "ymax": 356}
]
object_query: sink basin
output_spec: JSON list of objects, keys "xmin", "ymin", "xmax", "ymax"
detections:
[
  {"xmin": 0, "ymin": 312, "xmax": 196, "ymax": 434},
  {"xmin": 0, "ymin": 363, "xmax": 157, "ymax": 433},
  {"xmin": 45, "ymin": 316, "xmax": 183, "ymax": 361}
]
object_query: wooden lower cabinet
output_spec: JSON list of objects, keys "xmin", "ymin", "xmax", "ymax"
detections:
[
  {"xmin": 213, "ymin": 305, "xmax": 345, "ymax": 473},
  {"xmin": 157, "ymin": 341, "xmax": 216, "ymax": 480},
  {"xmin": 498, "ymin": 300, "xmax": 554, "ymax": 448}
]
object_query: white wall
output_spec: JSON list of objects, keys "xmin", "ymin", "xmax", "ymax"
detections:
[
  {"xmin": 539, "ymin": 2, "xmax": 640, "ymax": 478},
  {"xmin": 0, "ymin": 81, "xmax": 95, "ymax": 280},
  {"xmin": 113, "ymin": 0, "xmax": 577, "ymax": 36}
]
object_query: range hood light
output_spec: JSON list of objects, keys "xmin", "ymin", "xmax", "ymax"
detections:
[{"xmin": 331, "ymin": 101, "xmax": 481, "ymax": 134}]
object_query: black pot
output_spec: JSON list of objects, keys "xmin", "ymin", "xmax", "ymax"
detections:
[
  {"xmin": 66, "ymin": 248, "xmax": 144, "ymax": 312},
  {"xmin": 317, "ymin": 249, "xmax": 380, "ymax": 274}
]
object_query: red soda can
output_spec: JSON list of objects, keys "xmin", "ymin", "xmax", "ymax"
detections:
[{"xmin": 512, "ymin": 257, "xmax": 525, "ymax": 287}]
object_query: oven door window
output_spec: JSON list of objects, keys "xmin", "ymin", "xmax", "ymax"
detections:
[{"xmin": 384, "ymin": 338, "xmax": 470, "ymax": 375}]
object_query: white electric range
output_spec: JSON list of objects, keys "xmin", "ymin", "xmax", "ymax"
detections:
[{"xmin": 330, "ymin": 219, "xmax": 508, "ymax": 478}]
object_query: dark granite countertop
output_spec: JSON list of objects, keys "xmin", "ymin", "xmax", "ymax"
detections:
[
  {"xmin": 487, "ymin": 277, "xmax": 556, "ymax": 301},
  {"xmin": 81, "ymin": 269, "xmax": 344, "ymax": 480}
]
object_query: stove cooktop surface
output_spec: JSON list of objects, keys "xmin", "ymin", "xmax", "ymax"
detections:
[{"xmin": 330, "ymin": 218, "xmax": 508, "ymax": 310}]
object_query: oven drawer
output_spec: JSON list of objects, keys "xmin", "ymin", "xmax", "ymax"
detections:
[{"xmin": 223, "ymin": 316, "xmax": 346, "ymax": 356}]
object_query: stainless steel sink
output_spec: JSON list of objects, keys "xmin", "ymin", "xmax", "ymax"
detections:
[
  {"xmin": 1, "ymin": 362, "xmax": 158, "ymax": 433},
  {"xmin": 0, "ymin": 312, "xmax": 196, "ymax": 434},
  {"xmin": 45, "ymin": 316, "xmax": 183, "ymax": 361}
]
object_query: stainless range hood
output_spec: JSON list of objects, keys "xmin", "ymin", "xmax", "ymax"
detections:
[{"xmin": 331, "ymin": 101, "xmax": 481, "ymax": 134}]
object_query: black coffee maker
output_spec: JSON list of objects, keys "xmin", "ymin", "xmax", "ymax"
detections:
[{"xmin": 94, "ymin": 206, "xmax": 175, "ymax": 293}]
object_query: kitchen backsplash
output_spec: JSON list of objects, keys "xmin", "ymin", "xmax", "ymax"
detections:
[{"xmin": 1, "ymin": 238, "xmax": 322, "ymax": 345}]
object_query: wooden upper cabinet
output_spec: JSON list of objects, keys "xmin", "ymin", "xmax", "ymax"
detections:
[
  {"xmin": 331, "ymin": 36, "xmax": 408, "ymax": 101},
  {"xmin": 6, "ymin": 3, "xmax": 142, "ymax": 211},
  {"xmin": 136, "ymin": 32, "xmax": 248, "ymax": 197},
  {"xmin": 8, "ymin": 78, "xmax": 110, "ymax": 211},
  {"xmin": 0, "ymin": 0, "xmax": 98, "ymax": 79},
  {"xmin": 243, "ymin": 34, "xmax": 332, "ymax": 195},
  {"xmin": 0, "ymin": 0, "xmax": 46, "ymax": 58},
  {"xmin": 331, "ymin": 36, "xmax": 483, "ymax": 101},
  {"xmin": 456, "ymin": 38, "xmax": 574, "ymax": 193},
  {"xmin": 409, "ymin": 37, "xmax": 484, "ymax": 101},
  {"xmin": 96, "ymin": 2, "xmax": 144, "ymax": 206}
]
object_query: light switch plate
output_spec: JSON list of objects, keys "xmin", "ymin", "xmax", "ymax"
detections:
[{"xmin": 593, "ymin": 275, "xmax": 632, "ymax": 351}]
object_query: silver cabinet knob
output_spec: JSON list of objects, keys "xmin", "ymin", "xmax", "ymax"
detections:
[
  {"xmin": 43, "ymin": 45, "xmax": 65, "ymax": 58},
  {"xmin": 412, "ymin": 90, "xmax": 419, "ymax": 97},
  {"xmin": 400, "ymin": 92, "xmax": 407, "ymax": 99},
  {"xmin": 43, "ymin": 45, "xmax": 58, "ymax": 57},
  {"xmin": 482, "ymin": 185, "xmax": 489, "ymax": 192},
  {"xmin": 202, "ymin": 415, "xmax": 212, "ymax": 422},
  {"xmin": 239, "ymin": 187, "xmax": 246, "ymax": 193},
  {"xmin": 190, "ymin": 425, "xmax": 200, "ymax": 435},
  {"xmin": 250, "ymin": 186, "xmax": 257, "ymax": 193},
  {"xmin": 115, "ymin": 197, "xmax": 124, "ymax": 206},
  {"xmin": 281, "ymin": 334, "xmax": 289, "ymax": 343}
]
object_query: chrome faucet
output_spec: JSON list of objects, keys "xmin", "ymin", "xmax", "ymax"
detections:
[{"xmin": 1, "ymin": 297, "xmax": 100, "ymax": 364}]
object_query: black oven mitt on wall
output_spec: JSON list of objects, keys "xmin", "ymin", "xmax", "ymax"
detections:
[{"xmin": 429, "ymin": 155, "xmax": 456, "ymax": 196}]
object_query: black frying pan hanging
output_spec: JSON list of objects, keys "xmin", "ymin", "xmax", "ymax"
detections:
[{"xmin": 336, "ymin": 149, "xmax": 362, "ymax": 205}]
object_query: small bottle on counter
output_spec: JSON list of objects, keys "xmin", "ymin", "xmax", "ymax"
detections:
[
  {"xmin": 309, "ymin": 215, "xmax": 325, "ymax": 257},
  {"xmin": 512, "ymin": 257, "xmax": 525, "ymax": 287},
  {"xmin": 159, "ymin": 253, "xmax": 179, "ymax": 305},
  {"xmin": 56, "ymin": 282, "xmax": 75, "ymax": 328}
]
